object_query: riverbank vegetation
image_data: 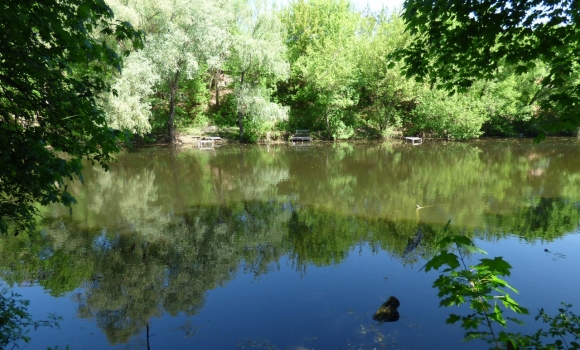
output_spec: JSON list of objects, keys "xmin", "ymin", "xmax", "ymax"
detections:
[
  {"xmin": 102, "ymin": 0, "xmax": 580, "ymax": 143},
  {"xmin": 3, "ymin": 0, "xmax": 579, "ymax": 235},
  {"xmin": 2, "ymin": 1, "xmax": 580, "ymax": 348}
]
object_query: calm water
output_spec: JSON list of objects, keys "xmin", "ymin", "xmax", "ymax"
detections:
[{"xmin": 2, "ymin": 138, "xmax": 580, "ymax": 349}]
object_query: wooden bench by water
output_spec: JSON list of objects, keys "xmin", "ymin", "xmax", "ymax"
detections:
[{"xmin": 291, "ymin": 130, "xmax": 311, "ymax": 144}]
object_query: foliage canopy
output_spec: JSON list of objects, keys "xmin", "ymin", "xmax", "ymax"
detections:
[
  {"xmin": 400, "ymin": 0, "xmax": 580, "ymax": 133},
  {"xmin": 0, "ymin": 0, "xmax": 142, "ymax": 234}
]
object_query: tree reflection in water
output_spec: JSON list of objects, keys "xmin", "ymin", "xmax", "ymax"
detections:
[{"xmin": 1, "ymin": 140, "xmax": 580, "ymax": 348}]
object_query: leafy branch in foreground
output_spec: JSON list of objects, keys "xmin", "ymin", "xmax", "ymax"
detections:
[
  {"xmin": 534, "ymin": 304, "xmax": 580, "ymax": 350},
  {"xmin": 0, "ymin": 0, "xmax": 143, "ymax": 236},
  {"xmin": 399, "ymin": 0, "xmax": 580, "ymax": 136},
  {"xmin": 424, "ymin": 223, "xmax": 579, "ymax": 349},
  {"xmin": 0, "ymin": 288, "xmax": 62, "ymax": 349},
  {"xmin": 423, "ymin": 231, "xmax": 529, "ymax": 349}
]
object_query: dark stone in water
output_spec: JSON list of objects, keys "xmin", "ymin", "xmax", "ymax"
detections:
[{"xmin": 372, "ymin": 296, "xmax": 400, "ymax": 322}]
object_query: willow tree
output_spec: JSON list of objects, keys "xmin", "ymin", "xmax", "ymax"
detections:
[
  {"xmin": 107, "ymin": 0, "xmax": 233, "ymax": 141},
  {"xmin": 103, "ymin": 51, "xmax": 159, "ymax": 135},
  {"xmin": 236, "ymin": 87, "xmax": 289, "ymax": 142}
]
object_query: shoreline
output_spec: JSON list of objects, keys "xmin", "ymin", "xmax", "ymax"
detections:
[{"xmin": 132, "ymin": 127, "xmax": 572, "ymax": 149}]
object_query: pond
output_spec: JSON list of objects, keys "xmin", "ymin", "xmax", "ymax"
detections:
[{"xmin": 2, "ymin": 138, "xmax": 580, "ymax": 349}]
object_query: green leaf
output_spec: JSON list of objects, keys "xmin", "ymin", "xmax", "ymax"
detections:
[
  {"xmin": 423, "ymin": 251, "xmax": 460, "ymax": 272},
  {"xmin": 479, "ymin": 257, "xmax": 512, "ymax": 276},
  {"xmin": 446, "ymin": 313, "xmax": 461, "ymax": 324}
]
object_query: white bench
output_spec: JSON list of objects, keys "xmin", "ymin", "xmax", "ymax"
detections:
[
  {"xmin": 404, "ymin": 137, "xmax": 423, "ymax": 145},
  {"xmin": 197, "ymin": 137, "xmax": 222, "ymax": 149}
]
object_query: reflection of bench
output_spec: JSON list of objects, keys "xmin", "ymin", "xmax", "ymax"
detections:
[
  {"xmin": 291, "ymin": 130, "xmax": 311, "ymax": 144},
  {"xmin": 404, "ymin": 137, "xmax": 422, "ymax": 145}
]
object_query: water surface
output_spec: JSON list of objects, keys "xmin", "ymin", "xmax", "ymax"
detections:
[{"xmin": 2, "ymin": 138, "xmax": 580, "ymax": 349}]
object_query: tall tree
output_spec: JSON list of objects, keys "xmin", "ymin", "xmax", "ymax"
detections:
[
  {"xmin": 282, "ymin": 0, "xmax": 361, "ymax": 139},
  {"xmin": 0, "ymin": 0, "xmax": 142, "ymax": 235},
  {"xmin": 107, "ymin": 0, "xmax": 233, "ymax": 141},
  {"xmin": 227, "ymin": 0, "xmax": 289, "ymax": 141},
  {"xmin": 355, "ymin": 10, "xmax": 414, "ymax": 137}
]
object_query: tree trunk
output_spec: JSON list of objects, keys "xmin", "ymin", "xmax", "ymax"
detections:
[
  {"xmin": 168, "ymin": 71, "xmax": 180, "ymax": 142},
  {"xmin": 238, "ymin": 71, "xmax": 246, "ymax": 141},
  {"xmin": 381, "ymin": 102, "xmax": 392, "ymax": 134},
  {"xmin": 325, "ymin": 108, "xmax": 331, "ymax": 139},
  {"xmin": 215, "ymin": 70, "xmax": 220, "ymax": 108},
  {"xmin": 238, "ymin": 111, "xmax": 244, "ymax": 141}
]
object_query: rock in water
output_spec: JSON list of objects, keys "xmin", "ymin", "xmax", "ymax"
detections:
[{"xmin": 372, "ymin": 296, "xmax": 400, "ymax": 322}]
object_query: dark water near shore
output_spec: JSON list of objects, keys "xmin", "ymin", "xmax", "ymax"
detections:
[{"xmin": 2, "ymin": 138, "xmax": 580, "ymax": 349}]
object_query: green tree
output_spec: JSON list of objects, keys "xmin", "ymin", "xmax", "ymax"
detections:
[
  {"xmin": 473, "ymin": 64, "xmax": 548, "ymax": 136},
  {"xmin": 409, "ymin": 86, "xmax": 489, "ymax": 140},
  {"xmin": 282, "ymin": 0, "xmax": 362, "ymax": 139},
  {"xmin": 355, "ymin": 10, "xmax": 414, "ymax": 138},
  {"xmin": 236, "ymin": 87, "xmax": 289, "ymax": 142},
  {"xmin": 0, "ymin": 0, "xmax": 142, "ymax": 235},
  {"xmin": 399, "ymin": 0, "xmax": 580, "ymax": 135},
  {"xmin": 106, "ymin": 0, "xmax": 233, "ymax": 141},
  {"xmin": 228, "ymin": 0, "xmax": 290, "ymax": 141},
  {"xmin": 103, "ymin": 50, "xmax": 159, "ymax": 136}
]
